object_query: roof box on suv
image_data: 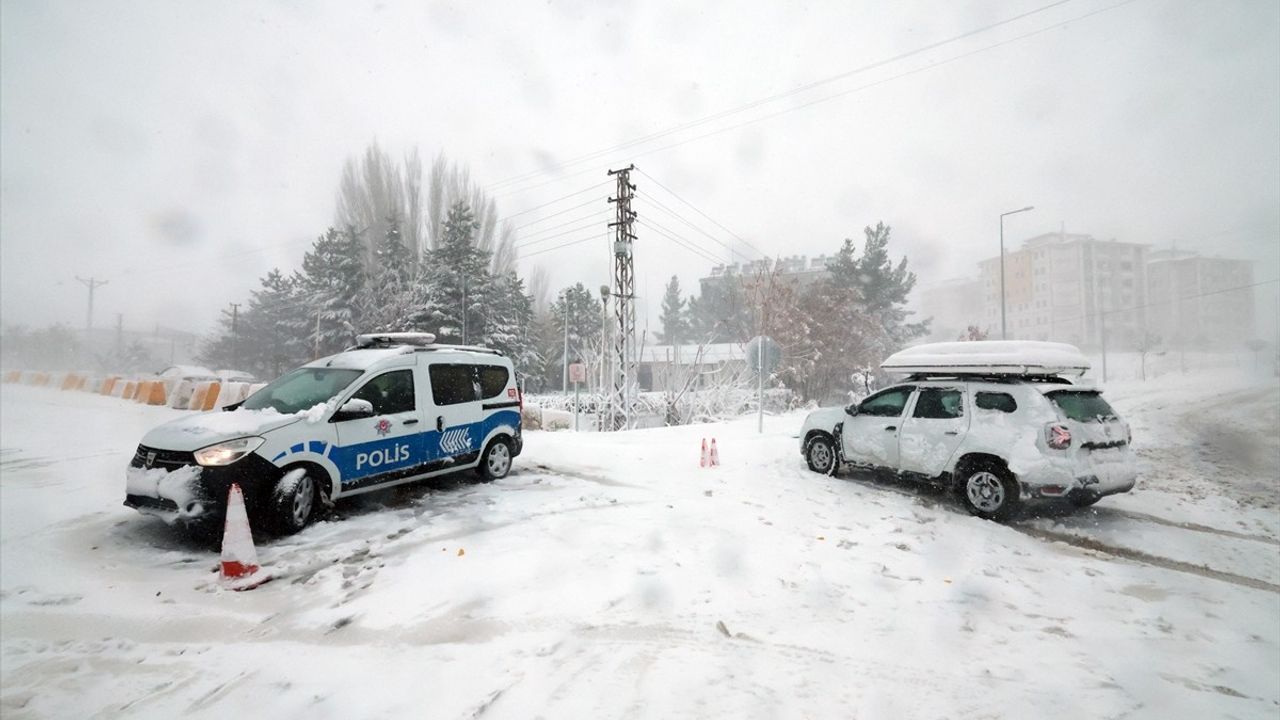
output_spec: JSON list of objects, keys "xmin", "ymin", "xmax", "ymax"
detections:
[{"xmin": 881, "ymin": 340, "xmax": 1090, "ymax": 378}]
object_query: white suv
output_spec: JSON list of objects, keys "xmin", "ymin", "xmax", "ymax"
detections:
[
  {"xmin": 125, "ymin": 333, "xmax": 523, "ymax": 534},
  {"xmin": 798, "ymin": 342, "xmax": 1136, "ymax": 520}
]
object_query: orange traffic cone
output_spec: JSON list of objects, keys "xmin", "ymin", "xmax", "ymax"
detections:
[
  {"xmin": 219, "ymin": 483, "xmax": 271, "ymax": 591},
  {"xmin": 710, "ymin": 438, "xmax": 720, "ymax": 467},
  {"xmin": 700, "ymin": 438, "xmax": 709, "ymax": 468}
]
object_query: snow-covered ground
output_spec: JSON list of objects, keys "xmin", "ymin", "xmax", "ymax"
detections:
[{"xmin": 1, "ymin": 371, "xmax": 1278, "ymax": 718}]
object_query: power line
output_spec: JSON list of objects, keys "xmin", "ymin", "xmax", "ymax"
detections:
[
  {"xmin": 619, "ymin": 0, "xmax": 1139, "ymax": 171},
  {"xmin": 511, "ymin": 197, "xmax": 608, "ymax": 230},
  {"xmin": 519, "ymin": 234, "xmax": 603, "ymax": 259},
  {"xmin": 636, "ymin": 169, "xmax": 766, "ymax": 259},
  {"xmin": 514, "ymin": 217, "xmax": 611, "ymax": 249},
  {"xmin": 636, "ymin": 188, "xmax": 753, "ymax": 262},
  {"xmin": 503, "ymin": 179, "xmax": 613, "ymax": 219},
  {"xmin": 486, "ymin": 0, "xmax": 1080, "ymax": 193},
  {"xmin": 636, "ymin": 218, "xmax": 728, "ymax": 266},
  {"xmin": 514, "ymin": 209, "xmax": 612, "ymax": 240}
]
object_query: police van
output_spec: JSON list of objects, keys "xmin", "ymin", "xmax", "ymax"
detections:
[{"xmin": 125, "ymin": 332, "xmax": 523, "ymax": 534}]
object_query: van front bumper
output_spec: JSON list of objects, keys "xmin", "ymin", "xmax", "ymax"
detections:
[{"xmin": 125, "ymin": 445, "xmax": 282, "ymax": 524}]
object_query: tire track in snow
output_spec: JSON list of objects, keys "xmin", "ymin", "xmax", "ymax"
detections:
[{"xmin": 1012, "ymin": 524, "xmax": 1280, "ymax": 594}]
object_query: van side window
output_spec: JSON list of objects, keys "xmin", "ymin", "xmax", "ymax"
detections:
[
  {"xmin": 975, "ymin": 391, "xmax": 1017, "ymax": 413},
  {"xmin": 913, "ymin": 388, "xmax": 963, "ymax": 419},
  {"xmin": 429, "ymin": 364, "xmax": 478, "ymax": 406},
  {"xmin": 351, "ymin": 369, "xmax": 416, "ymax": 415},
  {"xmin": 477, "ymin": 366, "xmax": 510, "ymax": 399}
]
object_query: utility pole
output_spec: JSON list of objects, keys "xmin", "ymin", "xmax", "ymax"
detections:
[
  {"xmin": 114, "ymin": 313, "xmax": 124, "ymax": 359},
  {"xmin": 562, "ymin": 297, "xmax": 570, "ymax": 393},
  {"xmin": 75, "ymin": 276, "xmax": 108, "ymax": 336},
  {"xmin": 607, "ymin": 164, "xmax": 637, "ymax": 431},
  {"xmin": 226, "ymin": 302, "xmax": 241, "ymax": 368}
]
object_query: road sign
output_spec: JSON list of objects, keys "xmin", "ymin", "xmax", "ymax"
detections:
[
  {"xmin": 568, "ymin": 363, "xmax": 587, "ymax": 384},
  {"xmin": 745, "ymin": 336, "xmax": 781, "ymax": 374}
]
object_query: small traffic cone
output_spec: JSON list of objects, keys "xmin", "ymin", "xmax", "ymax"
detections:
[
  {"xmin": 709, "ymin": 438, "xmax": 720, "ymax": 467},
  {"xmin": 219, "ymin": 483, "xmax": 271, "ymax": 591},
  {"xmin": 700, "ymin": 438, "xmax": 709, "ymax": 468}
]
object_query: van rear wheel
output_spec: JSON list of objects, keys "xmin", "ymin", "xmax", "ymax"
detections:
[{"xmin": 476, "ymin": 438, "xmax": 512, "ymax": 482}]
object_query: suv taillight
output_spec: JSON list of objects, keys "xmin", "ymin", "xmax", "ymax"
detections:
[{"xmin": 1045, "ymin": 423, "xmax": 1072, "ymax": 450}]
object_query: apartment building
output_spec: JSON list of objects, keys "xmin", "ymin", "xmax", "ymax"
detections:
[
  {"xmin": 1146, "ymin": 249, "xmax": 1255, "ymax": 348},
  {"xmin": 977, "ymin": 232, "xmax": 1148, "ymax": 348}
]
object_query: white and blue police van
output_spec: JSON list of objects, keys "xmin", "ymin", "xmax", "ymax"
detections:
[{"xmin": 125, "ymin": 332, "xmax": 523, "ymax": 534}]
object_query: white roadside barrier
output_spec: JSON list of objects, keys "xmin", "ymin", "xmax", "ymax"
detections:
[{"xmin": 169, "ymin": 380, "xmax": 196, "ymax": 410}]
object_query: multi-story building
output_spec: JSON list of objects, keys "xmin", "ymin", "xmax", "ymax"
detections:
[
  {"xmin": 977, "ymin": 232, "xmax": 1148, "ymax": 349},
  {"xmin": 700, "ymin": 255, "xmax": 831, "ymax": 296},
  {"xmin": 1146, "ymin": 249, "xmax": 1255, "ymax": 348}
]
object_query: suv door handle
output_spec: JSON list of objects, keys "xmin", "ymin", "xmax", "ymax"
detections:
[
  {"xmin": 403, "ymin": 419, "xmax": 419, "ymax": 426},
  {"xmin": 884, "ymin": 425, "xmax": 896, "ymax": 432},
  {"xmin": 436, "ymin": 416, "xmax": 444, "ymax": 432}
]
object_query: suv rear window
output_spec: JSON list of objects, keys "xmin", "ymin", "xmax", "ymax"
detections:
[
  {"xmin": 975, "ymin": 392, "xmax": 1017, "ymax": 413},
  {"xmin": 1046, "ymin": 391, "xmax": 1117, "ymax": 422}
]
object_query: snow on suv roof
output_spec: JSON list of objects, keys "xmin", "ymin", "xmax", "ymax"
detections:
[{"xmin": 881, "ymin": 340, "xmax": 1090, "ymax": 377}]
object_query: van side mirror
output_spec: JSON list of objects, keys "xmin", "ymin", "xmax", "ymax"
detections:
[
  {"xmin": 331, "ymin": 398, "xmax": 374, "ymax": 423},
  {"xmin": 845, "ymin": 403, "xmax": 859, "ymax": 417}
]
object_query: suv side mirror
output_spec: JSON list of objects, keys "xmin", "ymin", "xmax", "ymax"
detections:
[
  {"xmin": 845, "ymin": 403, "xmax": 859, "ymax": 416},
  {"xmin": 331, "ymin": 398, "xmax": 374, "ymax": 423}
]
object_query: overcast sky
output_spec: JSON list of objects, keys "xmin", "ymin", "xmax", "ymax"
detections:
[{"xmin": 2, "ymin": 0, "xmax": 1277, "ymax": 340}]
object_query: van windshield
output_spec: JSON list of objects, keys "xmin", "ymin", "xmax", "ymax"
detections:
[
  {"xmin": 240, "ymin": 368, "xmax": 363, "ymax": 414},
  {"xmin": 1046, "ymin": 390, "xmax": 1118, "ymax": 423}
]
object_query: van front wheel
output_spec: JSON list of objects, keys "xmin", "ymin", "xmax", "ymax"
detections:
[
  {"xmin": 270, "ymin": 468, "xmax": 317, "ymax": 534},
  {"xmin": 476, "ymin": 438, "xmax": 512, "ymax": 482}
]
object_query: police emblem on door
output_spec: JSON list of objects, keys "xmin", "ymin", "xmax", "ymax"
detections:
[
  {"xmin": 375, "ymin": 418, "xmax": 392, "ymax": 436},
  {"xmin": 440, "ymin": 427, "xmax": 472, "ymax": 455}
]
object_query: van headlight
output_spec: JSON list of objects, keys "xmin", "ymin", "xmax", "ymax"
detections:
[{"xmin": 194, "ymin": 437, "xmax": 264, "ymax": 466}]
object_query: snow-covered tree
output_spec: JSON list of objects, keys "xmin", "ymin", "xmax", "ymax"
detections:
[
  {"xmin": 656, "ymin": 275, "xmax": 690, "ymax": 345},
  {"xmin": 547, "ymin": 282, "xmax": 604, "ymax": 390},
  {"xmin": 417, "ymin": 201, "xmax": 491, "ymax": 344},
  {"xmin": 300, "ymin": 226, "xmax": 366, "ymax": 355},
  {"xmin": 361, "ymin": 213, "xmax": 420, "ymax": 332}
]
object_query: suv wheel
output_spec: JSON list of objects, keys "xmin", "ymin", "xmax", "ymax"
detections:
[
  {"xmin": 270, "ymin": 468, "xmax": 317, "ymax": 534},
  {"xmin": 805, "ymin": 435, "xmax": 838, "ymax": 476},
  {"xmin": 476, "ymin": 438, "xmax": 512, "ymax": 482},
  {"xmin": 959, "ymin": 461, "xmax": 1021, "ymax": 521}
]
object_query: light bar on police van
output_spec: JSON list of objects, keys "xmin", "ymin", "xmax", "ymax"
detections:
[{"xmin": 354, "ymin": 332, "xmax": 437, "ymax": 348}]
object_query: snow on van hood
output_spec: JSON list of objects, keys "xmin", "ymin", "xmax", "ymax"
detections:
[{"xmin": 141, "ymin": 408, "xmax": 303, "ymax": 451}]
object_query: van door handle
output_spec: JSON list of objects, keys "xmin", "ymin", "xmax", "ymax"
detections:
[
  {"xmin": 436, "ymin": 416, "xmax": 444, "ymax": 432},
  {"xmin": 944, "ymin": 430, "xmax": 959, "ymax": 435},
  {"xmin": 403, "ymin": 419, "xmax": 419, "ymax": 426},
  {"xmin": 885, "ymin": 426, "xmax": 896, "ymax": 432}
]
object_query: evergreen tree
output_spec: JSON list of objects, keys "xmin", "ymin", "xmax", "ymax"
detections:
[
  {"xmin": 656, "ymin": 275, "xmax": 690, "ymax": 345},
  {"xmin": 686, "ymin": 272, "xmax": 752, "ymax": 343},
  {"xmin": 244, "ymin": 269, "xmax": 308, "ymax": 377},
  {"xmin": 548, "ymin": 283, "xmax": 604, "ymax": 389},
  {"xmin": 300, "ymin": 226, "xmax": 366, "ymax": 355},
  {"xmin": 484, "ymin": 272, "xmax": 539, "ymax": 373},
  {"xmin": 840, "ymin": 222, "xmax": 929, "ymax": 344},
  {"xmin": 362, "ymin": 213, "xmax": 418, "ymax": 332},
  {"xmin": 418, "ymin": 201, "xmax": 491, "ymax": 344}
]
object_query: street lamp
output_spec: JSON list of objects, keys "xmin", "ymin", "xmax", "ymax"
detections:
[{"xmin": 999, "ymin": 205, "xmax": 1035, "ymax": 340}]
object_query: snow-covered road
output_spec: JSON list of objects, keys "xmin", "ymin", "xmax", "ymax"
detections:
[{"xmin": 1, "ymin": 372, "xmax": 1277, "ymax": 719}]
